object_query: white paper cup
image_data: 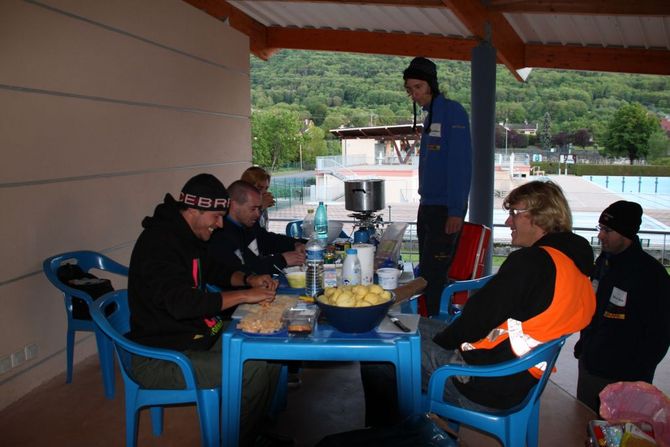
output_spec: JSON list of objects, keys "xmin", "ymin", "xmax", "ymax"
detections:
[{"xmin": 377, "ymin": 268, "xmax": 400, "ymax": 290}]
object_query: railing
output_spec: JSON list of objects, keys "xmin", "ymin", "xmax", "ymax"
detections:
[
  {"xmin": 269, "ymin": 177, "xmax": 312, "ymax": 210},
  {"xmin": 316, "ymin": 155, "xmax": 366, "ymax": 173},
  {"xmin": 268, "ymin": 217, "xmax": 670, "ymax": 267}
]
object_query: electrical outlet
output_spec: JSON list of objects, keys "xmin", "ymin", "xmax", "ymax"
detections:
[
  {"xmin": 0, "ymin": 356, "xmax": 11, "ymax": 374},
  {"xmin": 25, "ymin": 344, "xmax": 38, "ymax": 361},
  {"xmin": 11, "ymin": 350, "xmax": 26, "ymax": 368}
]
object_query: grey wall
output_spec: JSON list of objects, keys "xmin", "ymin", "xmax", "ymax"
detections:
[{"xmin": 0, "ymin": 0, "xmax": 252, "ymax": 409}]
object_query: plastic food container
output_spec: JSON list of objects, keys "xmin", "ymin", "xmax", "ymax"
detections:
[{"xmin": 283, "ymin": 305, "xmax": 318, "ymax": 334}]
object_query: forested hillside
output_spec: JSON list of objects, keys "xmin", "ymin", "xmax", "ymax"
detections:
[
  {"xmin": 249, "ymin": 50, "xmax": 670, "ymax": 168},
  {"xmin": 252, "ymin": 50, "xmax": 669, "ymax": 133}
]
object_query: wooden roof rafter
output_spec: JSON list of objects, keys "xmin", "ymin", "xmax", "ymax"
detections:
[{"xmin": 184, "ymin": 0, "xmax": 670, "ymax": 77}]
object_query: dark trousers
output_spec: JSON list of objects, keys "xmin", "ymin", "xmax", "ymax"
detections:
[
  {"xmin": 417, "ymin": 205, "xmax": 462, "ymax": 316},
  {"xmin": 131, "ymin": 330, "xmax": 280, "ymax": 447},
  {"xmin": 360, "ymin": 362, "xmax": 399, "ymax": 427},
  {"xmin": 576, "ymin": 358, "xmax": 619, "ymax": 415}
]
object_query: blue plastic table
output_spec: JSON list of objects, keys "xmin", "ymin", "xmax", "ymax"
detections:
[{"xmin": 220, "ymin": 296, "xmax": 422, "ymax": 446}]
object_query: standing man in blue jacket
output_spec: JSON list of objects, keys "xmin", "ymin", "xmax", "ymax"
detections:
[
  {"xmin": 575, "ymin": 200, "xmax": 670, "ymax": 413},
  {"xmin": 404, "ymin": 56, "xmax": 473, "ymax": 316}
]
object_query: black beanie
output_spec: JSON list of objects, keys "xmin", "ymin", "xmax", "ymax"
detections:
[
  {"xmin": 599, "ymin": 200, "xmax": 643, "ymax": 239},
  {"xmin": 403, "ymin": 57, "xmax": 440, "ymax": 96},
  {"xmin": 178, "ymin": 173, "xmax": 229, "ymax": 211},
  {"xmin": 403, "ymin": 57, "xmax": 440, "ymax": 133}
]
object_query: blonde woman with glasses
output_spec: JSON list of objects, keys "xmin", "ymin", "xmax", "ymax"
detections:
[{"xmin": 361, "ymin": 180, "xmax": 596, "ymax": 427}]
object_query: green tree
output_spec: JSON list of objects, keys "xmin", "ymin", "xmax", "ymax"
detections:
[
  {"xmin": 573, "ymin": 129, "xmax": 591, "ymax": 149},
  {"xmin": 303, "ymin": 95, "xmax": 329, "ymax": 126},
  {"xmin": 251, "ymin": 108, "xmax": 302, "ymax": 170},
  {"xmin": 647, "ymin": 130, "xmax": 670, "ymax": 161},
  {"xmin": 604, "ymin": 103, "xmax": 660, "ymax": 164},
  {"xmin": 539, "ymin": 112, "xmax": 552, "ymax": 150},
  {"xmin": 301, "ymin": 124, "xmax": 328, "ymax": 168}
]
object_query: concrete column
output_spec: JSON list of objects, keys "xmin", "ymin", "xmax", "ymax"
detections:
[{"xmin": 470, "ymin": 39, "xmax": 497, "ymax": 274}]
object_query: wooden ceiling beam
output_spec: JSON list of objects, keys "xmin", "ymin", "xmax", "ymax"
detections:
[
  {"xmin": 275, "ymin": 0, "xmax": 445, "ymax": 6},
  {"xmin": 266, "ymin": 27, "xmax": 476, "ymax": 61},
  {"xmin": 444, "ymin": 0, "xmax": 526, "ymax": 80},
  {"xmin": 526, "ymin": 44, "xmax": 670, "ymax": 76},
  {"xmin": 182, "ymin": 0, "xmax": 278, "ymax": 59},
  {"xmin": 184, "ymin": 1, "xmax": 670, "ymax": 79},
  {"xmin": 488, "ymin": 0, "xmax": 670, "ymax": 16}
]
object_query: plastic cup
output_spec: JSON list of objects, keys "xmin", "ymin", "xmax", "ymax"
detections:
[{"xmin": 376, "ymin": 268, "xmax": 400, "ymax": 290}]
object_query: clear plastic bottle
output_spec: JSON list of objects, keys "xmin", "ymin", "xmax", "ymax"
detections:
[
  {"xmin": 305, "ymin": 236, "xmax": 324, "ymax": 297},
  {"xmin": 314, "ymin": 201, "xmax": 328, "ymax": 244},
  {"xmin": 342, "ymin": 248, "xmax": 361, "ymax": 286},
  {"xmin": 302, "ymin": 208, "xmax": 315, "ymax": 239}
]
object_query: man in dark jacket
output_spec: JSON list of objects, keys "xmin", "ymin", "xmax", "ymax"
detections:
[
  {"xmin": 362, "ymin": 180, "xmax": 596, "ymax": 426},
  {"xmin": 209, "ymin": 180, "xmax": 306, "ymax": 275},
  {"xmin": 128, "ymin": 173, "xmax": 282, "ymax": 447},
  {"xmin": 575, "ymin": 200, "xmax": 670, "ymax": 413},
  {"xmin": 403, "ymin": 56, "xmax": 473, "ymax": 317}
]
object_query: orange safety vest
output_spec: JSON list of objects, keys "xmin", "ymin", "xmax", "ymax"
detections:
[{"xmin": 461, "ymin": 246, "xmax": 596, "ymax": 378}]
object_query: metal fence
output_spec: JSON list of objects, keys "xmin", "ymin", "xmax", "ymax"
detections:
[
  {"xmin": 269, "ymin": 176, "xmax": 314, "ymax": 210},
  {"xmin": 268, "ymin": 217, "xmax": 670, "ymax": 267}
]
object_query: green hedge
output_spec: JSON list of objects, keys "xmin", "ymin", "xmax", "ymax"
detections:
[{"xmin": 532, "ymin": 163, "xmax": 670, "ymax": 177}]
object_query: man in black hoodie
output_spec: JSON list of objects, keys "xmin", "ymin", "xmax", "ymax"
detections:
[
  {"xmin": 362, "ymin": 180, "xmax": 596, "ymax": 426},
  {"xmin": 575, "ymin": 200, "xmax": 670, "ymax": 413},
  {"xmin": 128, "ymin": 173, "xmax": 282, "ymax": 446}
]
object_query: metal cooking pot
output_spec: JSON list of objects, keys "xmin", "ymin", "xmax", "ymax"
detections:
[{"xmin": 345, "ymin": 179, "xmax": 385, "ymax": 212}]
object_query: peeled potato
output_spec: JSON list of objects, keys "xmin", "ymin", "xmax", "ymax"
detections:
[
  {"xmin": 368, "ymin": 284, "xmax": 384, "ymax": 295},
  {"xmin": 335, "ymin": 293, "xmax": 356, "ymax": 307},
  {"xmin": 352, "ymin": 285, "xmax": 367, "ymax": 296},
  {"xmin": 321, "ymin": 285, "xmax": 392, "ymax": 307},
  {"xmin": 360, "ymin": 293, "xmax": 378, "ymax": 304}
]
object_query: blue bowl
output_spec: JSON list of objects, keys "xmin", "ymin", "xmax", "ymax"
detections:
[{"xmin": 316, "ymin": 294, "xmax": 395, "ymax": 333}]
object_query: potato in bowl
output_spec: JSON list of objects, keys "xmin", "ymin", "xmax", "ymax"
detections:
[{"xmin": 316, "ymin": 285, "xmax": 395, "ymax": 333}]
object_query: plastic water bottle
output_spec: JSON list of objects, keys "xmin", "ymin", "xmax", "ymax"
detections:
[
  {"xmin": 305, "ymin": 236, "xmax": 324, "ymax": 297},
  {"xmin": 314, "ymin": 201, "xmax": 328, "ymax": 244},
  {"xmin": 342, "ymin": 248, "xmax": 361, "ymax": 286},
  {"xmin": 302, "ymin": 209, "xmax": 315, "ymax": 238}
]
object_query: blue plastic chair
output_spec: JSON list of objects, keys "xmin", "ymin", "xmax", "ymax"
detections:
[
  {"xmin": 285, "ymin": 220, "xmax": 304, "ymax": 238},
  {"xmin": 90, "ymin": 290, "xmax": 221, "ymax": 447},
  {"xmin": 436, "ymin": 274, "xmax": 495, "ymax": 324},
  {"xmin": 401, "ymin": 274, "xmax": 494, "ymax": 322},
  {"xmin": 425, "ymin": 335, "xmax": 568, "ymax": 447},
  {"xmin": 43, "ymin": 250, "xmax": 128, "ymax": 399}
]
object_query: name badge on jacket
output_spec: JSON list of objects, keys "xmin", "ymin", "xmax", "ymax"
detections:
[
  {"xmin": 604, "ymin": 286, "xmax": 627, "ymax": 320},
  {"xmin": 429, "ymin": 122, "xmax": 441, "ymax": 138}
]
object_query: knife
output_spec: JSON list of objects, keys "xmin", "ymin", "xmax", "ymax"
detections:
[{"xmin": 387, "ymin": 313, "xmax": 411, "ymax": 332}]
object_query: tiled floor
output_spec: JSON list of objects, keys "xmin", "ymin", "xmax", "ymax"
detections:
[
  {"xmin": 4, "ymin": 174, "xmax": 668, "ymax": 446},
  {"xmin": 1, "ymin": 350, "xmax": 600, "ymax": 447}
]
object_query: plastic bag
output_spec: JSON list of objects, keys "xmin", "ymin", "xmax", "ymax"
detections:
[{"xmin": 600, "ymin": 381, "xmax": 670, "ymax": 446}]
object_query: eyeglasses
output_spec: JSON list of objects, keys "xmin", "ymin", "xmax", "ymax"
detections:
[
  {"xmin": 508, "ymin": 208, "xmax": 530, "ymax": 217},
  {"xmin": 596, "ymin": 224, "xmax": 613, "ymax": 233}
]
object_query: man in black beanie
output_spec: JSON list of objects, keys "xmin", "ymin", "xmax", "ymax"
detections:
[
  {"xmin": 128, "ymin": 173, "xmax": 286, "ymax": 446},
  {"xmin": 403, "ymin": 56, "xmax": 473, "ymax": 317},
  {"xmin": 575, "ymin": 200, "xmax": 670, "ymax": 413}
]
